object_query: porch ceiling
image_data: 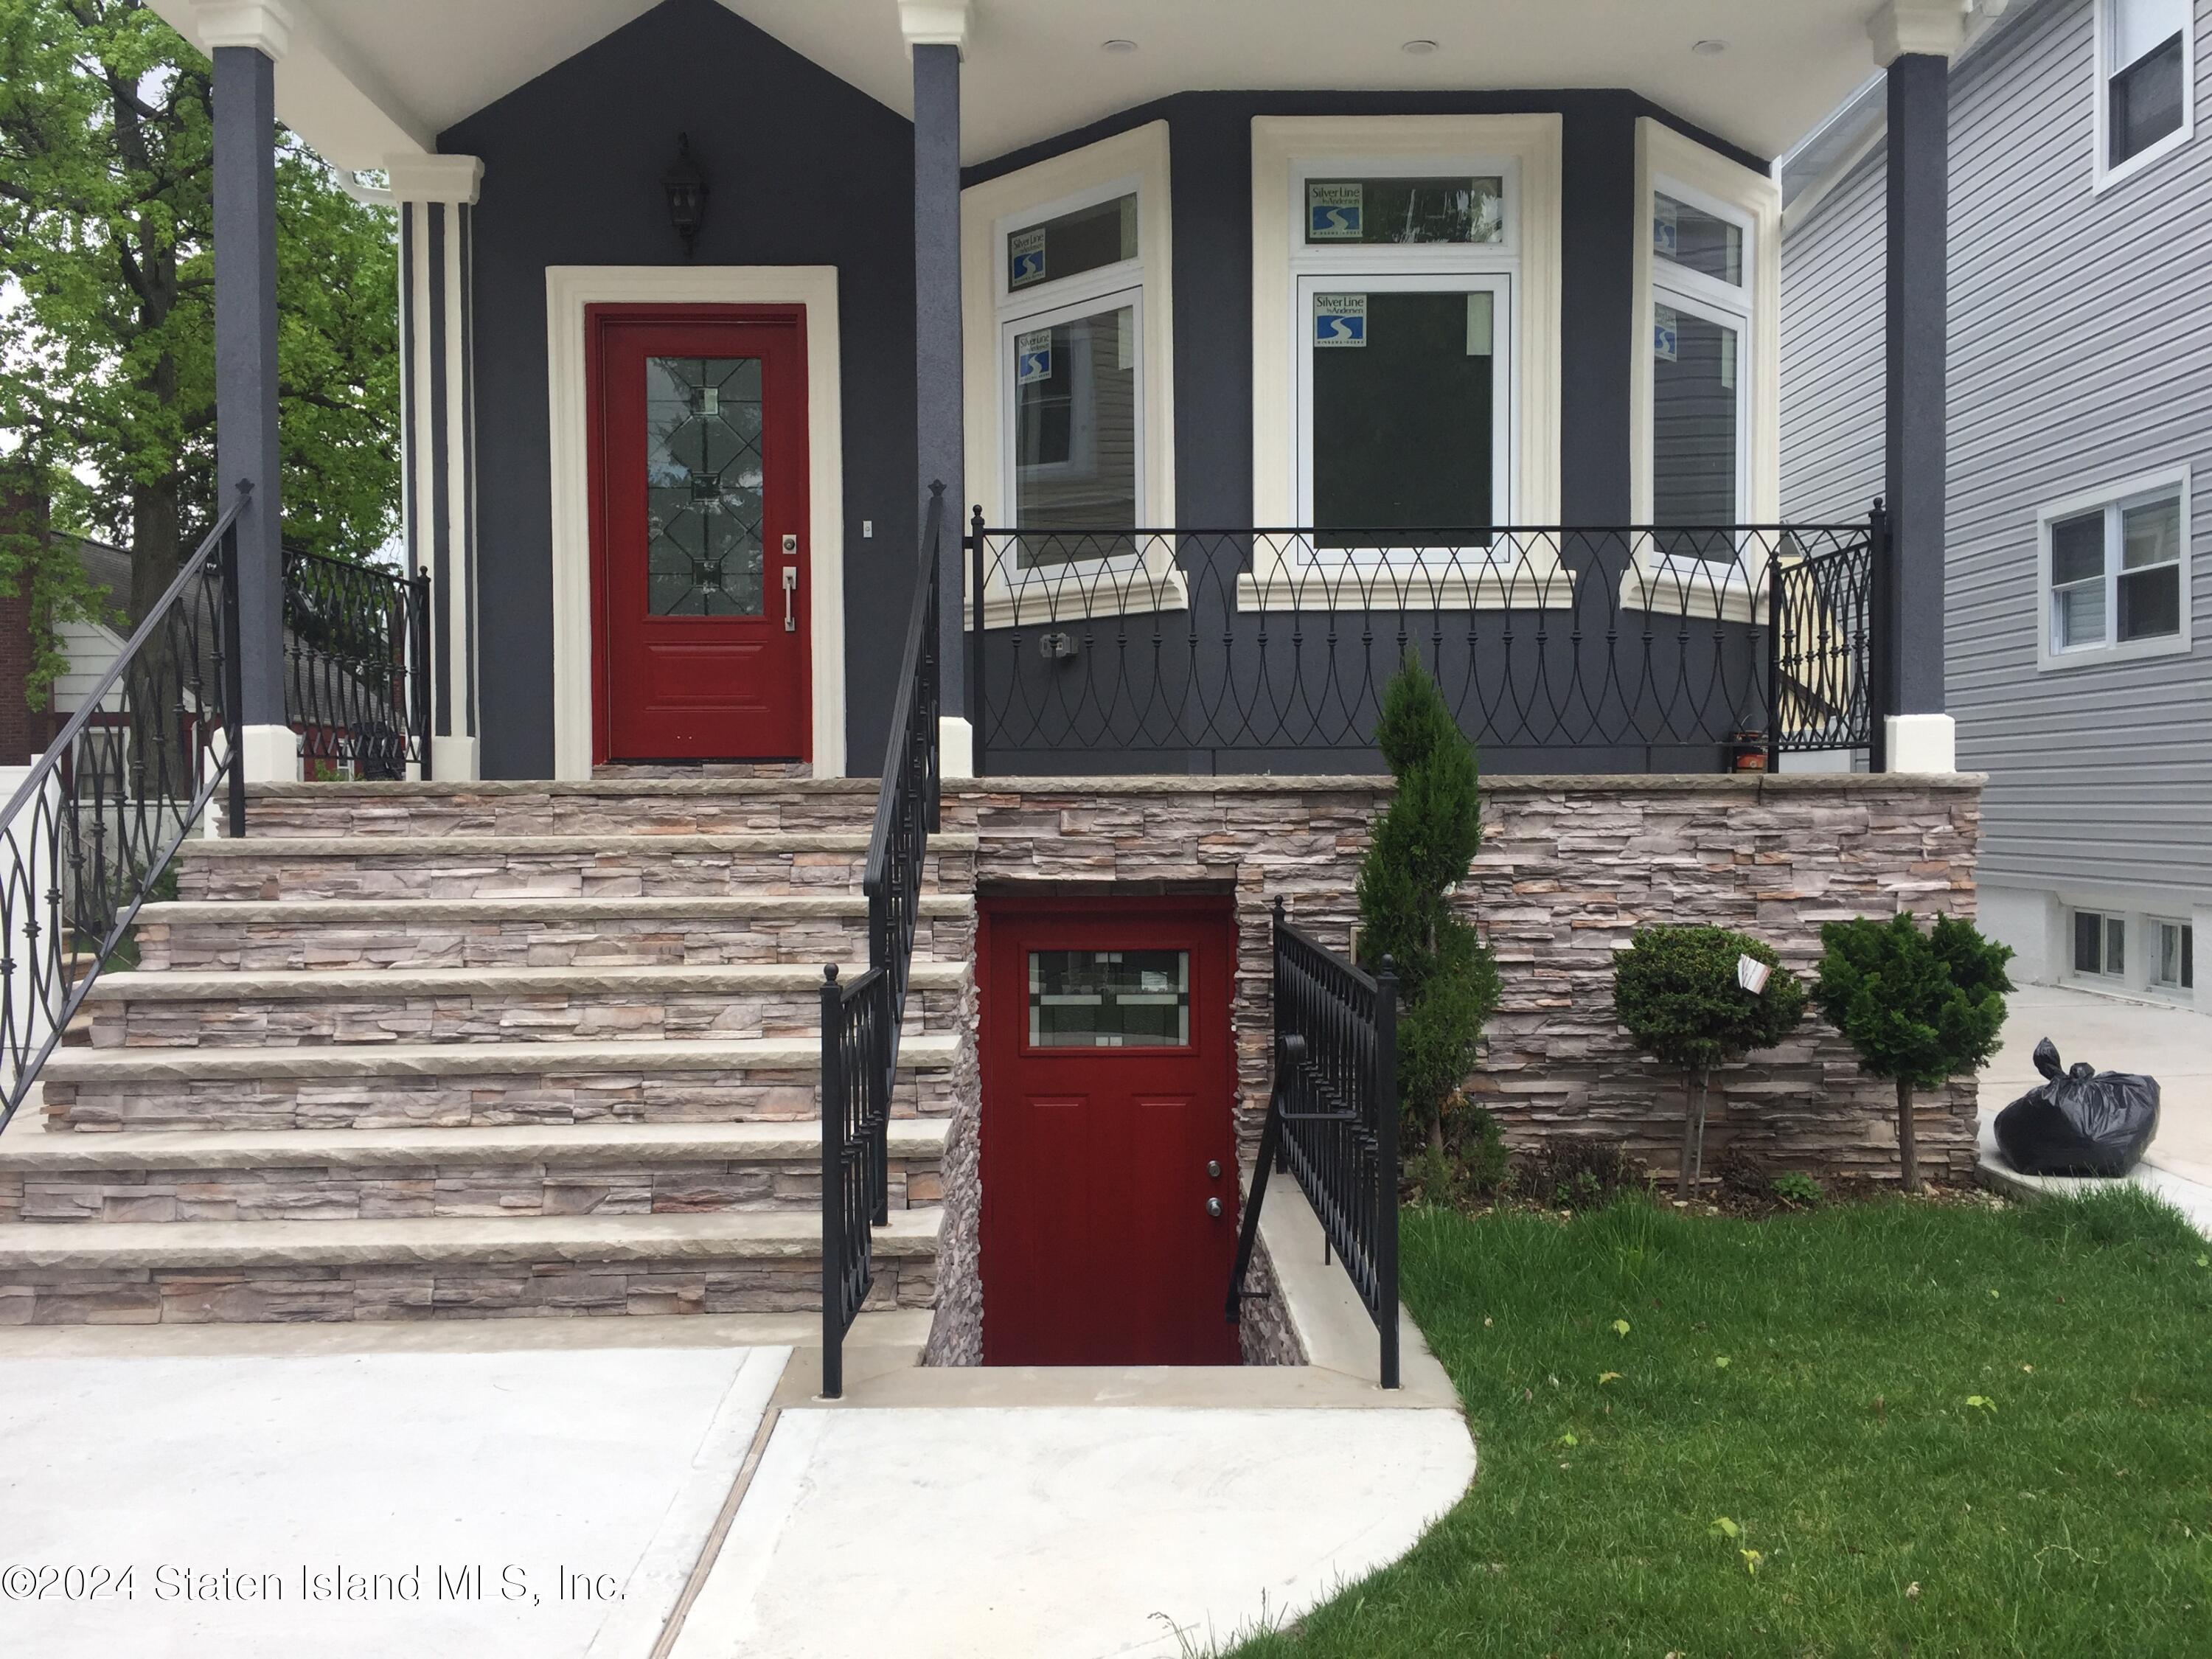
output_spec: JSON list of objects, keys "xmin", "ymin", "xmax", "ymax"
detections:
[{"xmin": 153, "ymin": 0, "xmax": 1913, "ymax": 172}]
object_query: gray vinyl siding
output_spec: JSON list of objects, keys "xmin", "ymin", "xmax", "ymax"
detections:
[
  {"xmin": 1781, "ymin": 0, "xmax": 2212, "ymax": 904},
  {"xmin": 1781, "ymin": 149, "xmax": 1886, "ymax": 528}
]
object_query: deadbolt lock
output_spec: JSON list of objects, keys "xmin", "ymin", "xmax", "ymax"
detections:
[{"xmin": 781, "ymin": 533, "xmax": 798, "ymax": 556}]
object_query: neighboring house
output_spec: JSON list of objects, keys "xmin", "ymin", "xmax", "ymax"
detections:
[
  {"xmin": 1781, "ymin": 0, "xmax": 2210, "ymax": 1013},
  {"xmin": 0, "ymin": 1, "xmax": 2004, "ymax": 1348}
]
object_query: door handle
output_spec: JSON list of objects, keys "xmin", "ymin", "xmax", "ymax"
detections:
[
  {"xmin": 782, "ymin": 565, "xmax": 797, "ymax": 632},
  {"xmin": 1206, "ymin": 1197, "xmax": 1222, "ymax": 1218},
  {"xmin": 1206, "ymin": 1160, "xmax": 1221, "ymax": 1179}
]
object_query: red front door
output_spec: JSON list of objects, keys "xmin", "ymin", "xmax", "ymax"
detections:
[
  {"xmin": 587, "ymin": 305, "xmax": 810, "ymax": 763},
  {"xmin": 981, "ymin": 897, "xmax": 1242, "ymax": 1366}
]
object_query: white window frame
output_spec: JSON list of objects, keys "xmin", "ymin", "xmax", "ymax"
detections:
[
  {"xmin": 1245, "ymin": 115, "xmax": 1564, "ymax": 611},
  {"xmin": 1627, "ymin": 120, "xmax": 1780, "ymax": 625},
  {"xmin": 2096, "ymin": 0, "xmax": 2197, "ymax": 192},
  {"xmin": 2070, "ymin": 907, "xmax": 2130, "ymax": 981},
  {"xmin": 960, "ymin": 122, "xmax": 1178, "ymax": 627},
  {"xmin": 2149, "ymin": 917, "xmax": 2194, "ymax": 995},
  {"xmin": 1284, "ymin": 155, "xmax": 1520, "ymax": 565},
  {"xmin": 2035, "ymin": 465, "xmax": 2194, "ymax": 670}
]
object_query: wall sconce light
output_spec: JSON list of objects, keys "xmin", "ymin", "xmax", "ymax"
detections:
[{"xmin": 664, "ymin": 133, "xmax": 708, "ymax": 256}]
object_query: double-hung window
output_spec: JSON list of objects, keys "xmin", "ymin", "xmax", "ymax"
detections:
[
  {"xmin": 2039, "ymin": 469, "xmax": 2192, "ymax": 667},
  {"xmin": 1649, "ymin": 181, "xmax": 1754, "ymax": 554},
  {"xmin": 2101, "ymin": 0, "xmax": 2194, "ymax": 182},
  {"xmin": 1290, "ymin": 166, "xmax": 1516, "ymax": 552}
]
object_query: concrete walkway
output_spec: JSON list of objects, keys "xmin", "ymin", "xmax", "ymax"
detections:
[
  {"xmin": 0, "ymin": 1188, "xmax": 1475, "ymax": 1658},
  {"xmin": 1979, "ymin": 982, "xmax": 2212, "ymax": 1234}
]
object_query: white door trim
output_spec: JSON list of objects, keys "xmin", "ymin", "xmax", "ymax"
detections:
[{"xmin": 544, "ymin": 265, "xmax": 847, "ymax": 781}]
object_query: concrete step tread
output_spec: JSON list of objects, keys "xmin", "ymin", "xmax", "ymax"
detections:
[
  {"xmin": 41, "ymin": 1033, "xmax": 961, "ymax": 1082},
  {"xmin": 180, "ymin": 832, "xmax": 979, "ymax": 858},
  {"xmin": 134, "ymin": 894, "xmax": 977, "ymax": 925},
  {"xmin": 0, "ymin": 1119, "xmax": 951, "ymax": 1171},
  {"xmin": 0, "ymin": 1206, "xmax": 943, "ymax": 1270},
  {"xmin": 88, "ymin": 961, "xmax": 968, "ymax": 1002},
  {"xmin": 246, "ymin": 778, "xmax": 881, "ymax": 801}
]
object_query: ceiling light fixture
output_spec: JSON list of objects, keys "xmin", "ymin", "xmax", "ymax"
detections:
[
  {"xmin": 1401, "ymin": 38, "xmax": 1439, "ymax": 55},
  {"xmin": 1691, "ymin": 38, "xmax": 1728, "ymax": 56},
  {"xmin": 1102, "ymin": 38, "xmax": 1138, "ymax": 53}
]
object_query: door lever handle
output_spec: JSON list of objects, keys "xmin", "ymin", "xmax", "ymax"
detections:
[{"xmin": 782, "ymin": 565, "xmax": 798, "ymax": 632}]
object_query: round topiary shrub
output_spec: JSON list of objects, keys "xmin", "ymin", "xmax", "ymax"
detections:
[{"xmin": 1612, "ymin": 923, "xmax": 1808, "ymax": 1197}]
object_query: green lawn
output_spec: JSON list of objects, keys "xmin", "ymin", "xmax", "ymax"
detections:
[{"xmin": 1231, "ymin": 1189, "xmax": 2212, "ymax": 1658}]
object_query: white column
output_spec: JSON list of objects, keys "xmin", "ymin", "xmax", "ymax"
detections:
[{"xmin": 388, "ymin": 153, "xmax": 484, "ymax": 782}]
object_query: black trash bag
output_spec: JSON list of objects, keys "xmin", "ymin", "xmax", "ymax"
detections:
[{"xmin": 1993, "ymin": 1038, "xmax": 2160, "ymax": 1177}]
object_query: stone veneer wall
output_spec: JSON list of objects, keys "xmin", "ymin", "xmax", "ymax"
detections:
[
  {"xmin": 946, "ymin": 774, "xmax": 1985, "ymax": 1188},
  {"xmin": 921, "ymin": 970, "xmax": 984, "ymax": 1366}
]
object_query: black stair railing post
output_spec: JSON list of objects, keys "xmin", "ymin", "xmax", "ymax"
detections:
[
  {"xmin": 819, "ymin": 964, "xmax": 846, "ymax": 1400},
  {"xmin": 1765, "ymin": 537, "xmax": 1785, "ymax": 773},
  {"xmin": 410, "ymin": 564, "xmax": 434, "ymax": 779},
  {"xmin": 1374, "ymin": 954, "xmax": 1401, "ymax": 1391},
  {"xmin": 967, "ymin": 503, "xmax": 987, "ymax": 779},
  {"xmin": 1866, "ymin": 498, "xmax": 1893, "ymax": 772},
  {"xmin": 220, "ymin": 489, "xmax": 248, "ymax": 838}
]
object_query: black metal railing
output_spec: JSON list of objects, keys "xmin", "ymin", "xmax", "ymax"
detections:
[
  {"xmin": 820, "ymin": 483, "xmax": 945, "ymax": 1399},
  {"xmin": 0, "ymin": 487, "xmax": 249, "ymax": 1130},
  {"xmin": 1229, "ymin": 899, "xmax": 1401, "ymax": 1388},
  {"xmin": 968, "ymin": 510, "xmax": 1883, "ymax": 775},
  {"xmin": 284, "ymin": 548, "xmax": 431, "ymax": 780}
]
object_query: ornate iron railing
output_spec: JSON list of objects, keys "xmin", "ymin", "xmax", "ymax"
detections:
[
  {"xmin": 1230, "ymin": 900, "xmax": 1400, "ymax": 1388},
  {"xmin": 821, "ymin": 483, "xmax": 945, "ymax": 1399},
  {"xmin": 0, "ymin": 488, "xmax": 249, "ymax": 1130},
  {"xmin": 968, "ymin": 511, "xmax": 1883, "ymax": 774},
  {"xmin": 283, "ymin": 548, "xmax": 431, "ymax": 779}
]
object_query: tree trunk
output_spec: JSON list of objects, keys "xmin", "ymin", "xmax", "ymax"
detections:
[
  {"xmin": 1896, "ymin": 1076, "xmax": 1921, "ymax": 1194},
  {"xmin": 1676, "ymin": 1068, "xmax": 1708, "ymax": 1200}
]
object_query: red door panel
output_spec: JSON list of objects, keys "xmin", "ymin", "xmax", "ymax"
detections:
[
  {"xmin": 586, "ymin": 305, "xmax": 810, "ymax": 764},
  {"xmin": 981, "ymin": 898, "xmax": 1241, "ymax": 1366}
]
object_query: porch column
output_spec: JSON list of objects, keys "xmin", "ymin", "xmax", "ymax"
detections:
[
  {"xmin": 902, "ymin": 1, "xmax": 971, "ymax": 774},
  {"xmin": 200, "ymin": 1, "xmax": 294, "ymax": 781},
  {"xmin": 388, "ymin": 155, "xmax": 485, "ymax": 782},
  {"xmin": 1871, "ymin": 1, "xmax": 1961, "ymax": 773}
]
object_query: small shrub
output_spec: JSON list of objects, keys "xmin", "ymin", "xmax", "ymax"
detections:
[
  {"xmin": 1357, "ymin": 657, "xmax": 1503, "ymax": 1154},
  {"xmin": 1816, "ymin": 913, "xmax": 2012, "ymax": 1193},
  {"xmin": 1613, "ymin": 924, "xmax": 1808, "ymax": 1198},
  {"xmin": 1517, "ymin": 1136, "xmax": 1646, "ymax": 1211},
  {"xmin": 1771, "ymin": 1171, "xmax": 1825, "ymax": 1208}
]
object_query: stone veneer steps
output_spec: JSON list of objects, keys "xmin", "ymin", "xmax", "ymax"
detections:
[{"xmin": 0, "ymin": 777, "xmax": 975, "ymax": 1326}]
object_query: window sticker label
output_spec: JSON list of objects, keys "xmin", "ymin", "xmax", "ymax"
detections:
[
  {"xmin": 1009, "ymin": 227, "xmax": 1047, "ymax": 287},
  {"xmin": 1015, "ymin": 328, "xmax": 1053, "ymax": 383},
  {"xmin": 1466, "ymin": 291, "xmax": 1494, "ymax": 357},
  {"xmin": 1653, "ymin": 196, "xmax": 1678, "ymax": 258},
  {"xmin": 1312, "ymin": 293, "xmax": 1367, "ymax": 347},
  {"xmin": 1653, "ymin": 305, "xmax": 1678, "ymax": 362},
  {"xmin": 1307, "ymin": 181, "xmax": 1364, "ymax": 240}
]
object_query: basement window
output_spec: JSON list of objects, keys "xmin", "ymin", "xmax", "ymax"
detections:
[
  {"xmin": 2152, "ymin": 919, "xmax": 2194, "ymax": 993},
  {"xmin": 2073, "ymin": 910, "xmax": 2128, "ymax": 979},
  {"xmin": 2101, "ymin": 0, "xmax": 2194, "ymax": 184}
]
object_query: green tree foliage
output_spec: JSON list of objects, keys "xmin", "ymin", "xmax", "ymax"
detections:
[
  {"xmin": 1815, "ymin": 912, "xmax": 2013, "ymax": 1192},
  {"xmin": 1356, "ymin": 657, "xmax": 1502, "ymax": 1155},
  {"xmin": 1612, "ymin": 924, "xmax": 1807, "ymax": 1198},
  {"xmin": 0, "ymin": 0, "xmax": 397, "ymax": 698}
]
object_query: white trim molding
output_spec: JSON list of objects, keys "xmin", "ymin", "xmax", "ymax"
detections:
[
  {"xmin": 188, "ymin": 0, "xmax": 292, "ymax": 58},
  {"xmin": 544, "ymin": 265, "xmax": 848, "ymax": 782},
  {"xmin": 899, "ymin": 0, "xmax": 970, "ymax": 53},
  {"xmin": 386, "ymin": 153, "xmax": 481, "ymax": 206},
  {"xmin": 1245, "ymin": 114, "xmax": 1563, "ymax": 610},
  {"xmin": 961, "ymin": 122, "xmax": 1180, "ymax": 627},
  {"xmin": 1868, "ymin": 0, "xmax": 1972, "ymax": 66}
]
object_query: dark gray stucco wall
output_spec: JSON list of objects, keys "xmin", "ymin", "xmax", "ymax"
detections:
[
  {"xmin": 442, "ymin": 0, "xmax": 917, "ymax": 779},
  {"xmin": 967, "ymin": 91, "xmax": 1765, "ymax": 532}
]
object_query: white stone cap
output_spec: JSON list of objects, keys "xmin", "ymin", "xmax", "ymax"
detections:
[
  {"xmin": 900, "ymin": 0, "xmax": 970, "ymax": 55},
  {"xmin": 1885, "ymin": 712, "xmax": 1958, "ymax": 774},
  {"xmin": 189, "ymin": 0, "xmax": 291, "ymax": 59},
  {"xmin": 386, "ymin": 153, "xmax": 484, "ymax": 206},
  {"xmin": 1868, "ymin": 0, "xmax": 1984, "ymax": 66}
]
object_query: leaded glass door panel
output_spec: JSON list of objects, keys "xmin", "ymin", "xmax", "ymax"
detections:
[{"xmin": 588, "ymin": 306, "xmax": 810, "ymax": 764}]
